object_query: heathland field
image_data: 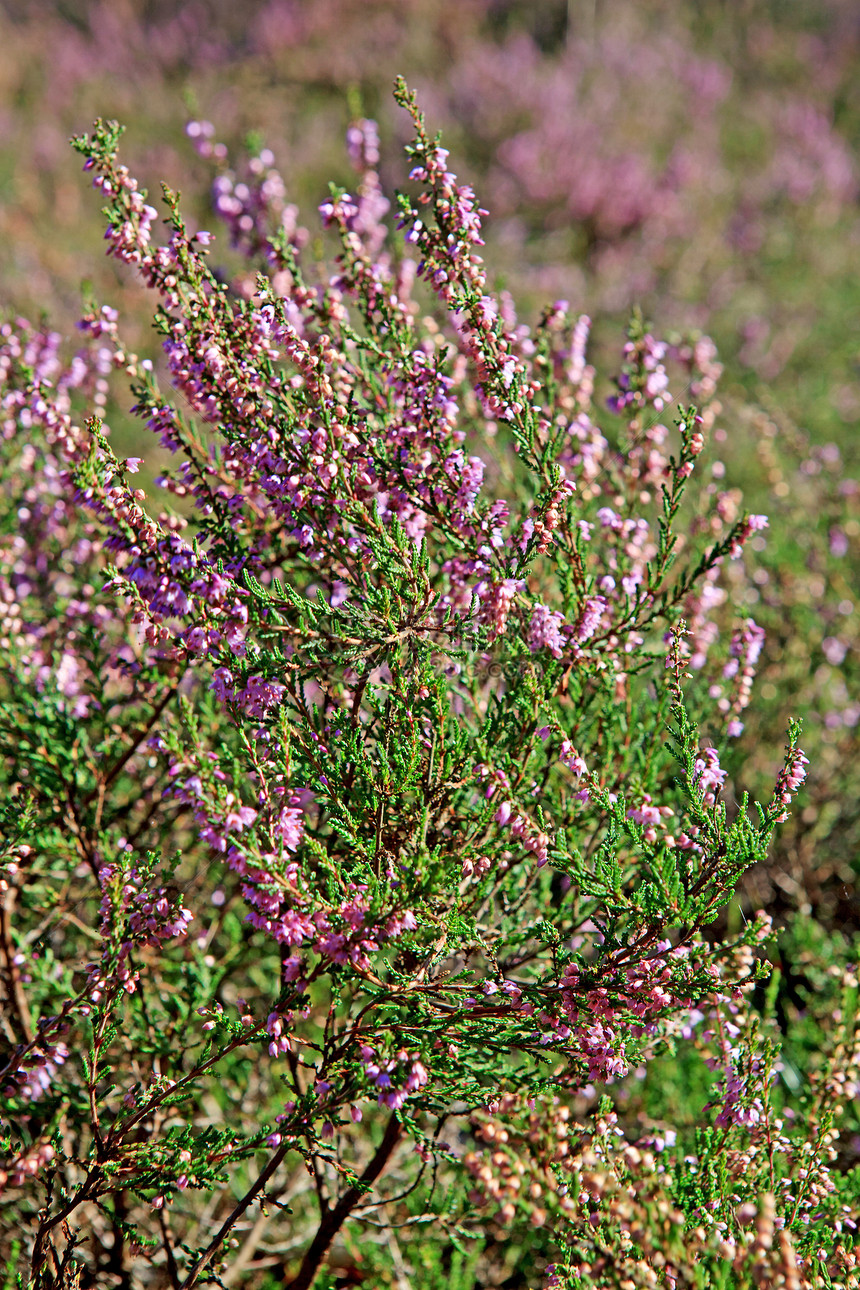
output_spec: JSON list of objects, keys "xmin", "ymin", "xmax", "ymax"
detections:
[{"xmin": 2, "ymin": 4, "xmax": 859, "ymax": 1287}]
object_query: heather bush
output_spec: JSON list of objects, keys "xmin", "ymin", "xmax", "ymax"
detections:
[
  {"xmin": 1, "ymin": 81, "xmax": 858, "ymax": 1289},
  {"xmin": 4, "ymin": 5, "xmax": 859, "ymax": 913}
]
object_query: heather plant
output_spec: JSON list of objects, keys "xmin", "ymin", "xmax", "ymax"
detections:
[
  {"xmin": 5, "ymin": 2, "xmax": 860, "ymax": 837},
  {"xmin": 1, "ymin": 81, "xmax": 858, "ymax": 1290}
]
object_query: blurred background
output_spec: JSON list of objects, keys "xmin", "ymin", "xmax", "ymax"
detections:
[
  {"xmin": 3, "ymin": 0, "xmax": 860, "ymax": 439},
  {"xmin": 2, "ymin": 0, "xmax": 859, "ymax": 1042}
]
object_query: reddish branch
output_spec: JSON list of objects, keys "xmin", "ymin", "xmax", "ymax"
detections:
[
  {"xmin": 179, "ymin": 1113, "xmax": 401, "ymax": 1290},
  {"xmin": 284, "ymin": 1112, "xmax": 403, "ymax": 1290}
]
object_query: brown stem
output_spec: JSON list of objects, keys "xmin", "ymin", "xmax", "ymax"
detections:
[
  {"xmin": 180, "ymin": 1142, "xmax": 292, "ymax": 1289},
  {"xmin": 0, "ymin": 885, "xmax": 33, "ymax": 1043},
  {"xmin": 158, "ymin": 1208, "xmax": 182, "ymax": 1289},
  {"xmin": 30, "ymin": 1170, "xmax": 101, "ymax": 1284},
  {"xmin": 284, "ymin": 1113, "xmax": 402, "ymax": 1290},
  {"xmin": 84, "ymin": 682, "xmax": 178, "ymax": 810}
]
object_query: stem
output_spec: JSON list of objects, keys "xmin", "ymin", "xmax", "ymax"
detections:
[
  {"xmin": 284, "ymin": 1112, "xmax": 402, "ymax": 1290},
  {"xmin": 30, "ymin": 1170, "xmax": 101, "ymax": 1284},
  {"xmin": 84, "ymin": 680, "xmax": 178, "ymax": 810},
  {"xmin": 0, "ymin": 884, "xmax": 33, "ymax": 1043},
  {"xmin": 158, "ymin": 1208, "xmax": 182, "ymax": 1289},
  {"xmin": 180, "ymin": 1141, "xmax": 292, "ymax": 1289}
]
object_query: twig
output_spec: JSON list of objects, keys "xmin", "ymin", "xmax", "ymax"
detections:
[
  {"xmin": 179, "ymin": 1142, "xmax": 292, "ymax": 1289},
  {"xmin": 158, "ymin": 1208, "xmax": 182, "ymax": 1289},
  {"xmin": 0, "ymin": 884, "xmax": 34, "ymax": 1043},
  {"xmin": 283, "ymin": 1112, "xmax": 402, "ymax": 1290}
]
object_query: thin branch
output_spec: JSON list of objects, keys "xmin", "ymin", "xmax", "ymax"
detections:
[
  {"xmin": 158, "ymin": 1208, "xmax": 182, "ymax": 1289},
  {"xmin": 0, "ymin": 884, "xmax": 33, "ymax": 1043},
  {"xmin": 179, "ymin": 1141, "xmax": 292, "ymax": 1289},
  {"xmin": 283, "ymin": 1112, "xmax": 402, "ymax": 1290}
]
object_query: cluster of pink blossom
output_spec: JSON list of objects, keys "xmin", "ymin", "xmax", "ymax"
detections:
[
  {"xmin": 693, "ymin": 747, "xmax": 729, "ymax": 809},
  {"xmin": 358, "ymin": 1044, "xmax": 429, "ymax": 1110},
  {"xmin": 730, "ymin": 512, "xmax": 769, "ymax": 559},
  {"xmin": 187, "ymin": 118, "xmax": 307, "ymax": 266},
  {"xmin": 626, "ymin": 794, "xmax": 674, "ymax": 845},
  {"xmin": 0, "ymin": 1143, "xmax": 55, "ymax": 1197},
  {"xmin": 167, "ymin": 738, "xmax": 426, "ymax": 982},
  {"xmin": 528, "ymin": 602, "xmax": 567, "ymax": 659},
  {"xmin": 94, "ymin": 858, "xmax": 193, "ymax": 984},
  {"xmin": 479, "ymin": 576, "xmax": 522, "ymax": 639},
  {"xmin": 396, "ymin": 84, "xmax": 542, "ymax": 430},
  {"xmin": 720, "ymin": 617, "xmax": 766, "ymax": 735},
  {"xmin": 476, "ymin": 763, "xmax": 554, "ymax": 869},
  {"xmin": 606, "ymin": 333, "xmax": 671, "ymax": 415},
  {"xmin": 552, "ymin": 949, "xmax": 694, "ymax": 1081},
  {"xmin": 3, "ymin": 1038, "xmax": 70, "ymax": 1103},
  {"xmin": 770, "ymin": 745, "xmax": 811, "ymax": 824}
]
